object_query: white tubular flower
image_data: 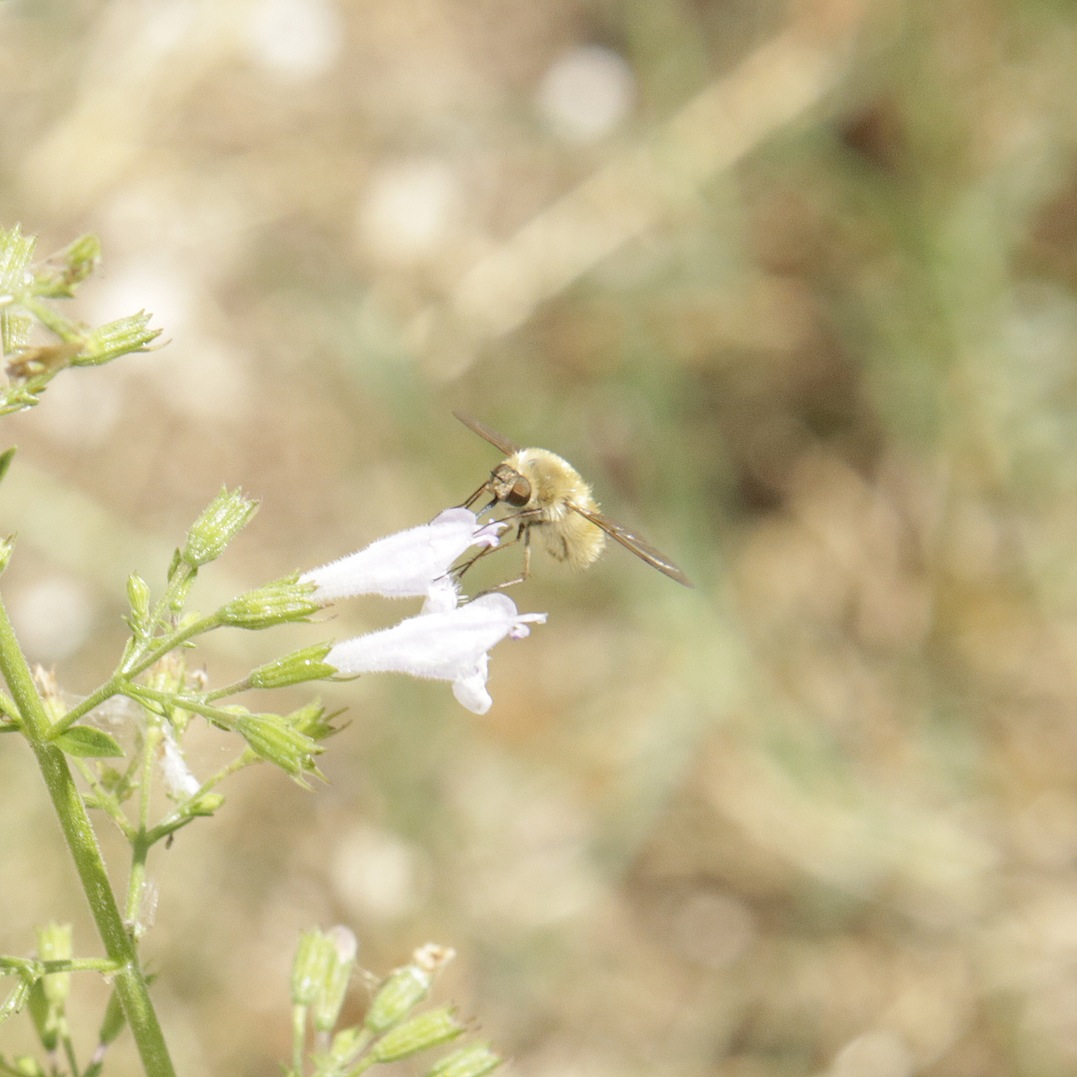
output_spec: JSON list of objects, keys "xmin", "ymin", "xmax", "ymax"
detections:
[
  {"xmin": 325, "ymin": 593, "xmax": 547, "ymax": 715},
  {"xmin": 301, "ymin": 508, "xmax": 503, "ymax": 602},
  {"xmin": 160, "ymin": 727, "xmax": 201, "ymax": 799},
  {"xmin": 422, "ymin": 573, "xmax": 462, "ymax": 613}
]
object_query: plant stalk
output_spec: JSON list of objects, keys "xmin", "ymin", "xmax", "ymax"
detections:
[{"xmin": 0, "ymin": 594, "xmax": 177, "ymax": 1077}]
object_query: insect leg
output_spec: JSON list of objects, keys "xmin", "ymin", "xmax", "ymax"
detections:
[
  {"xmin": 451, "ymin": 512, "xmax": 540, "ymax": 589},
  {"xmin": 489, "ymin": 522, "xmax": 533, "ymax": 590},
  {"xmin": 452, "ymin": 537, "xmax": 503, "ymax": 580}
]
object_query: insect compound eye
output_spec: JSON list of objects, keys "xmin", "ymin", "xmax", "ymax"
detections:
[
  {"xmin": 489, "ymin": 462, "xmax": 531, "ymax": 507},
  {"xmin": 506, "ymin": 475, "xmax": 531, "ymax": 507}
]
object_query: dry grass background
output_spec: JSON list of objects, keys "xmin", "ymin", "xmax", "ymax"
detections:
[{"xmin": 2, "ymin": 0, "xmax": 1077, "ymax": 1074}]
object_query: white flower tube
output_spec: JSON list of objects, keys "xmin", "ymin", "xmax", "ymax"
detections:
[
  {"xmin": 160, "ymin": 726, "xmax": 201, "ymax": 799},
  {"xmin": 302, "ymin": 508, "xmax": 503, "ymax": 602},
  {"xmin": 326, "ymin": 593, "xmax": 547, "ymax": 714}
]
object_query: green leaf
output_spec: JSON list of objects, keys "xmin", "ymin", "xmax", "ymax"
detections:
[{"xmin": 52, "ymin": 727, "xmax": 124, "ymax": 758}]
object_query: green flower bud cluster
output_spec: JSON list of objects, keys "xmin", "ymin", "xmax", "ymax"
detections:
[
  {"xmin": 286, "ymin": 933, "xmax": 502, "ymax": 1077},
  {"xmin": 0, "ymin": 226, "xmax": 162, "ymax": 417},
  {"xmin": 0, "ymin": 228, "xmax": 514, "ymax": 1077}
]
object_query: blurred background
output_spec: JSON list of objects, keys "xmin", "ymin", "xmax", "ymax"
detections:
[{"xmin": 2, "ymin": 0, "xmax": 1077, "ymax": 1073}]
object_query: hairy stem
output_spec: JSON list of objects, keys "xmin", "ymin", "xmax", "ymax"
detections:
[{"xmin": 0, "ymin": 594, "xmax": 176, "ymax": 1077}]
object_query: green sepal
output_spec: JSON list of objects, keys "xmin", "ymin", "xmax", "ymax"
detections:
[
  {"xmin": 312, "ymin": 927, "xmax": 358, "ymax": 1033},
  {"xmin": 236, "ymin": 713, "xmax": 323, "ymax": 782},
  {"xmin": 364, "ymin": 965, "xmax": 432, "ymax": 1034},
  {"xmin": 186, "ymin": 792, "xmax": 224, "ymax": 816},
  {"xmin": 125, "ymin": 574, "xmax": 152, "ymax": 635},
  {"xmin": 218, "ymin": 577, "xmax": 322, "ymax": 630},
  {"xmin": 180, "ymin": 488, "xmax": 259, "ymax": 568},
  {"xmin": 72, "ymin": 311, "xmax": 161, "ymax": 365},
  {"xmin": 248, "ymin": 644, "xmax": 335, "ymax": 688},
  {"xmin": 370, "ymin": 1007, "xmax": 465, "ymax": 1063},
  {"xmin": 32, "ymin": 233, "xmax": 102, "ymax": 297},
  {"xmin": 424, "ymin": 1043, "xmax": 503, "ymax": 1077}
]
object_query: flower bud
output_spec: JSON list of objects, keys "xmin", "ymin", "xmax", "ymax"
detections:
[
  {"xmin": 32, "ymin": 234, "xmax": 101, "ymax": 296},
  {"xmin": 8, "ymin": 1051, "xmax": 47, "ymax": 1076},
  {"xmin": 364, "ymin": 964, "xmax": 433, "ymax": 1034},
  {"xmin": 248, "ymin": 644, "xmax": 336, "ymax": 689},
  {"xmin": 291, "ymin": 929, "xmax": 336, "ymax": 1007},
  {"xmin": 126, "ymin": 574, "xmax": 151, "ymax": 632},
  {"xmin": 235, "ymin": 713, "xmax": 322, "ymax": 780},
  {"xmin": 328, "ymin": 1026, "xmax": 363, "ymax": 1064},
  {"xmin": 312, "ymin": 926, "xmax": 358, "ymax": 1033},
  {"xmin": 72, "ymin": 311, "xmax": 161, "ymax": 365},
  {"xmin": 180, "ymin": 488, "xmax": 259, "ymax": 568},
  {"xmin": 186, "ymin": 792, "xmax": 225, "ymax": 817},
  {"xmin": 369, "ymin": 1007, "xmax": 464, "ymax": 1063},
  {"xmin": 218, "ymin": 579, "xmax": 322, "ymax": 630},
  {"xmin": 425, "ymin": 1043, "xmax": 504, "ymax": 1077},
  {"xmin": 61, "ymin": 234, "xmax": 102, "ymax": 288},
  {"xmin": 286, "ymin": 701, "xmax": 337, "ymax": 742}
]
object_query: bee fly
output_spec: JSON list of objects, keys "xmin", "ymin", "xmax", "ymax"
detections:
[{"xmin": 454, "ymin": 411, "xmax": 693, "ymax": 588}]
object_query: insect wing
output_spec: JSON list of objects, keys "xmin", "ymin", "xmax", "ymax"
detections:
[
  {"xmin": 571, "ymin": 505, "xmax": 694, "ymax": 588},
  {"xmin": 453, "ymin": 411, "xmax": 521, "ymax": 455}
]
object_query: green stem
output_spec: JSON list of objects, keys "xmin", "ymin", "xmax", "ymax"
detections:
[
  {"xmin": 0, "ymin": 594, "xmax": 176, "ymax": 1077},
  {"xmin": 17, "ymin": 293, "xmax": 79, "ymax": 339},
  {"xmin": 60, "ymin": 1020, "xmax": 80, "ymax": 1077},
  {"xmin": 291, "ymin": 1004, "xmax": 307, "ymax": 1077},
  {"xmin": 120, "ymin": 612, "xmax": 219, "ymax": 679},
  {"xmin": 52, "ymin": 674, "xmax": 124, "ymax": 735},
  {"xmin": 0, "ymin": 956, "xmax": 124, "ymax": 975},
  {"xmin": 123, "ymin": 683, "xmax": 242, "ymax": 729},
  {"xmin": 145, "ymin": 754, "xmax": 249, "ymax": 846},
  {"xmin": 204, "ymin": 676, "xmax": 253, "ymax": 702},
  {"xmin": 52, "ymin": 612, "xmax": 219, "ymax": 738},
  {"xmin": 71, "ymin": 755, "xmax": 137, "ymax": 841}
]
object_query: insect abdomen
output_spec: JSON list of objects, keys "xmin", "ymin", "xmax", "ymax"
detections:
[{"xmin": 541, "ymin": 510, "xmax": 606, "ymax": 567}]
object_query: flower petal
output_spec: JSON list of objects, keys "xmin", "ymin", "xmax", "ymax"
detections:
[
  {"xmin": 303, "ymin": 508, "xmax": 504, "ymax": 601},
  {"xmin": 452, "ymin": 655, "xmax": 493, "ymax": 715},
  {"xmin": 326, "ymin": 593, "xmax": 547, "ymax": 712}
]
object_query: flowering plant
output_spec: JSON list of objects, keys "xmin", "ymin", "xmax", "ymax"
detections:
[{"xmin": 0, "ymin": 228, "xmax": 523, "ymax": 1077}]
